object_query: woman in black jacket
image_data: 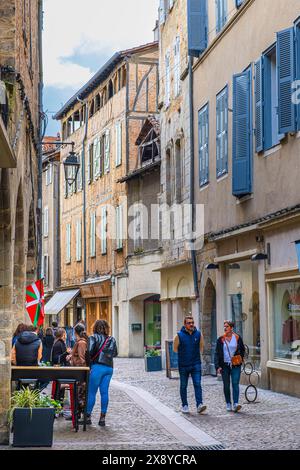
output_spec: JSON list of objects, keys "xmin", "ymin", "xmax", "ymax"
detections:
[
  {"xmin": 42, "ymin": 328, "xmax": 55, "ymax": 363},
  {"xmin": 85, "ymin": 320, "xmax": 118, "ymax": 427},
  {"xmin": 214, "ymin": 320, "xmax": 245, "ymax": 413},
  {"xmin": 51, "ymin": 328, "xmax": 71, "ymax": 366}
]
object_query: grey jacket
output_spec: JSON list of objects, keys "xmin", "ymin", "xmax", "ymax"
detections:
[{"xmin": 88, "ymin": 333, "xmax": 118, "ymax": 368}]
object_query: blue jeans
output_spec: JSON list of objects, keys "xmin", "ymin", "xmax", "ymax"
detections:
[
  {"xmin": 221, "ymin": 364, "xmax": 241, "ymax": 405},
  {"xmin": 179, "ymin": 363, "xmax": 203, "ymax": 407},
  {"xmin": 87, "ymin": 364, "xmax": 113, "ymax": 415}
]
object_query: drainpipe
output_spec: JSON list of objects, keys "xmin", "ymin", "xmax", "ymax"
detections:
[
  {"xmin": 37, "ymin": 0, "xmax": 44, "ymax": 279},
  {"xmin": 77, "ymin": 98, "xmax": 88, "ymax": 282},
  {"xmin": 188, "ymin": 56, "xmax": 201, "ymax": 326}
]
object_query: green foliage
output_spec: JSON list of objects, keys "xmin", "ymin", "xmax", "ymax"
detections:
[
  {"xmin": 145, "ymin": 348, "xmax": 161, "ymax": 357},
  {"xmin": 8, "ymin": 387, "xmax": 62, "ymax": 423}
]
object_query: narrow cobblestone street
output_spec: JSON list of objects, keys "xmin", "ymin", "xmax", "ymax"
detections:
[{"xmin": 5, "ymin": 358, "xmax": 298, "ymax": 451}]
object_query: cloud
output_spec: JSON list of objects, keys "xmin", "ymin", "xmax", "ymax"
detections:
[{"xmin": 43, "ymin": 0, "xmax": 159, "ymax": 89}]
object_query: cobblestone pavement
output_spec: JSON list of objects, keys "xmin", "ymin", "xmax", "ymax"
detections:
[
  {"xmin": 3, "ymin": 358, "xmax": 300, "ymax": 450},
  {"xmin": 113, "ymin": 358, "xmax": 300, "ymax": 450}
]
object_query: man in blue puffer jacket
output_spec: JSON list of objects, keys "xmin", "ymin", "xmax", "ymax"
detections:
[{"xmin": 173, "ymin": 315, "xmax": 207, "ymax": 415}]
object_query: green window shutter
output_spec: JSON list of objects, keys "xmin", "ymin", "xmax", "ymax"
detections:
[
  {"xmin": 101, "ymin": 206, "xmax": 107, "ymax": 254},
  {"xmin": 104, "ymin": 130, "xmax": 110, "ymax": 173}
]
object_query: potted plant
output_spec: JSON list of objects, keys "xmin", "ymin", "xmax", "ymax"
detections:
[
  {"xmin": 9, "ymin": 387, "xmax": 62, "ymax": 447},
  {"xmin": 145, "ymin": 348, "xmax": 162, "ymax": 372}
]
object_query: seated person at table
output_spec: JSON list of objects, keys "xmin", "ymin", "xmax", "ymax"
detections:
[
  {"xmin": 51, "ymin": 328, "xmax": 71, "ymax": 366},
  {"xmin": 11, "ymin": 324, "xmax": 43, "ymax": 366}
]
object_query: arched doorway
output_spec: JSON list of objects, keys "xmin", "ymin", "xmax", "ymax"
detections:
[
  {"xmin": 0, "ymin": 169, "xmax": 12, "ymax": 445},
  {"xmin": 203, "ymin": 278, "xmax": 217, "ymax": 375},
  {"xmin": 144, "ymin": 295, "xmax": 161, "ymax": 349}
]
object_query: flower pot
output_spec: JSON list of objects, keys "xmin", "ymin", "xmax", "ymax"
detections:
[
  {"xmin": 12, "ymin": 408, "xmax": 55, "ymax": 447},
  {"xmin": 145, "ymin": 355, "xmax": 162, "ymax": 372}
]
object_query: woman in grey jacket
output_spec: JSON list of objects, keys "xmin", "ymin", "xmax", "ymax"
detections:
[{"xmin": 86, "ymin": 320, "xmax": 118, "ymax": 426}]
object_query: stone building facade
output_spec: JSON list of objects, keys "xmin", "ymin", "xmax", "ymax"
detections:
[
  {"xmin": 54, "ymin": 43, "xmax": 159, "ymax": 355},
  {"xmin": 158, "ymin": 0, "xmax": 197, "ymax": 365},
  {"xmin": 192, "ymin": 0, "xmax": 300, "ymax": 393},
  {"xmin": 0, "ymin": 0, "xmax": 42, "ymax": 444}
]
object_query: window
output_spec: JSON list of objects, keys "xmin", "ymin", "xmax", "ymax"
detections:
[
  {"xmin": 198, "ymin": 104, "xmax": 209, "ymax": 187},
  {"xmin": 101, "ymin": 206, "xmax": 107, "ymax": 255},
  {"xmin": 165, "ymin": 51, "xmax": 171, "ymax": 107},
  {"xmin": 76, "ymin": 220, "xmax": 82, "ymax": 262},
  {"xmin": 187, "ymin": 0, "xmax": 208, "ymax": 57},
  {"xmin": 104, "ymin": 130, "xmax": 110, "ymax": 174},
  {"xmin": 174, "ymin": 37, "xmax": 181, "ymax": 97},
  {"xmin": 159, "ymin": 0, "xmax": 166, "ymax": 25},
  {"xmin": 76, "ymin": 150, "xmax": 83, "ymax": 191},
  {"xmin": 255, "ymin": 46, "xmax": 283, "ymax": 153},
  {"xmin": 116, "ymin": 205, "xmax": 123, "ymax": 250},
  {"xmin": 232, "ymin": 68, "xmax": 252, "ymax": 197},
  {"xmin": 87, "ymin": 142, "xmax": 94, "ymax": 184},
  {"xmin": 45, "ymin": 163, "xmax": 52, "ymax": 186},
  {"xmin": 90, "ymin": 212, "xmax": 96, "ymax": 257},
  {"xmin": 66, "ymin": 223, "xmax": 71, "ymax": 264},
  {"xmin": 95, "ymin": 94, "xmax": 101, "ymax": 112},
  {"xmin": 93, "ymin": 137, "xmax": 101, "ymax": 179},
  {"xmin": 108, "ymin": 80, "xmax": 114, "ymax": 100},
  {"xmin": 216, "ymin": 86, "xmax": 228, "ymax": 177},
  {"xmin": 175, "ymin": 140, "xmax": 182, "ymax": 203},
  {"xmin": 115, "ymin": 121, "xmax": 122, "ymax": 167},
  {"xmin": 235, "ymin": 0, "xmax": 244, "ymax": 8},
  {"xmin": 216, "ymin": 0, "xmax": 227, "ymax": 33},
  {"xmin": 43, "ymin": 206, "xmax": 49, "ymax": 237},
  {"xmin": 43, "ymin": 255, "xmax": 49, "ymax": 287},
  {"xmin": 272, "ymin": 281, "xmax": 300, "ymax": 366},
  {"xmin": 73, "ymin": 110, "xmax": 81, "ymax": 132}
]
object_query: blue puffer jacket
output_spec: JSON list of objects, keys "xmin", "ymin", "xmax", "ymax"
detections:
[{"xmin": 177, "ymin": 327, "xmax": 201, "ymax": 368}]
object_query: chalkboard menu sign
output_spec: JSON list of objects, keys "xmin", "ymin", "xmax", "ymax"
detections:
[{"xmin": 165, "ymin": 340, "xmax": 179, "ymax": 379}]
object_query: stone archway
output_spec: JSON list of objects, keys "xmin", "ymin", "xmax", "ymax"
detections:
[
  {"xmin": 202, "ymin": 278, "xmax": 217, "ymax": 375},
  {"xmin": 0, "ymin": 169, "xmax": 12, "ymax": 445},
  {"xmin": 26, "ymin": 202, "xmax": 37, "ymax": 286},
  {"xmin": 12, "ymin": 184, "xmax": 26, "ymax": 326}
]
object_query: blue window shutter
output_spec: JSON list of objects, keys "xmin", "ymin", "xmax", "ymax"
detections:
[
  {"xmin": 232, "ymin": 68, "xmax": 252, "ymax": 197},
  {"xmin": 216, "ymin": 95, "xmax": 221, "ymax": 176},
  {"xmin": 295, "ymin": 24, "xmax": 300, "ymax": 131},
  {"xmin": 277, "ymin": 28, "xmax": 296, "ymax": 134},
  {"xmin": 255, "ymin": 57, "xmax": 264, "ymax": 153},
  {"xmin": 216, "ymin": 87, "xmax": 228, "ymax": 177},
  {"xmin": 198, "ymin": 104, "xmax": 209, "ymax": 186},
  {"xmin": 187, "ymin": 0, "xmax": 208, "ymax": 57}
]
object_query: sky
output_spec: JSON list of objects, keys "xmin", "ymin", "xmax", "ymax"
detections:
[{"xmin": 43, "ymin": 0, "xmax": 159, "ymax": 135}]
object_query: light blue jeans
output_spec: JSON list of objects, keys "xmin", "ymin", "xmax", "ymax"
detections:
[{"xmin": 87, "ymin": 364, "xmax": 113, "ymax": 415}]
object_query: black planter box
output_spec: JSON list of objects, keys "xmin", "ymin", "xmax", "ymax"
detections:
[
  {"xmin": 145, "ymin": 355, "xmax": 162, "ymax": 372},
  {"xmin": 12, "ymin": 408, "xmax": 55, "ymax": 447}
]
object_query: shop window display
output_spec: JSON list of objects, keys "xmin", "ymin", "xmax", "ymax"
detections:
[
  {"xmin": 225, "ymin": 261, "xmax": 261, "ymax": 368},
  {"xmin": 273, "ymin": 282, "xmax": 300, "ymax": 364}
]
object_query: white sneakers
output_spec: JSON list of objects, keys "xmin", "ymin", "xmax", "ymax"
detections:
[
  {"xmin": 181, "ymin": 405, "xmax": 190, "ymax": 414},
  {"xmin": 227, "ymin": 403, "xmax": 242, "ymax": 412},
  {"xmin": 181, "ymin": 404, "xmax": 207, "ymax": 414}
]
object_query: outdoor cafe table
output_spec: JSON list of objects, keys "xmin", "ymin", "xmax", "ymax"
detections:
[{"xmin": 11, "ymin": 366, "xmax": 90, "ymax": 431}]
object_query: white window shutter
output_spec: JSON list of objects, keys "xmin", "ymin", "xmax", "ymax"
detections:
[
  {"xmin": 87, "ymin": 144, "xmax": 91, "ymax": 184},
  {"xmin": 66, "ymin": 224, "xmax": 71, "ymax": 263},
  {"xmin": 174, "ymin": 37, "xmax": 180, "ymax": 97},
  {"xmin": 116, "ymin": 205, "xmax": 123, "ymax": 250},
  {"xmin": 159, "ymin": 0, "xmax": 166, "ymax": 25},
  {"xmin": 90, "ymin": 212, "xmax": 96, "ymax": 257},
  {"xmin": 104, "ymin": 129, "xmax": 110, "ymax": 173},
  {"xmin": 76, "ymin": 220, "xmax": 82, "ymax": 261},
  {"xmin": 115, "ymin": 121, "xmax": 122, "ymax": 166},
  {"xmin": 44, "ymin": 207, "xmax": 49, "ymax": 237},
  {"xmin": 101, "ymin": 206, "xmax": 107, "ymax": 254},
  {"xmin": 165, "ymin": 51, "xmax": 171, "ymax": 106}
]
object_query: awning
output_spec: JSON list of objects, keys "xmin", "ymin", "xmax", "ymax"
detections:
[{"xmin": 45, "ymin": 289, "xmax": 80, "ymax": 316}]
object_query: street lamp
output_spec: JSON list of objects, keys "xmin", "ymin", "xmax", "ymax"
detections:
[{"xmin": 63, "ymin": 149, "xmax": 80, "ymax": 187}]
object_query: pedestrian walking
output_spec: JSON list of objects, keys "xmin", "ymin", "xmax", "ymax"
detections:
[
  {"xmin": 42, "ymin": 327, "xmax": 55, "ymax": 363},
  {"xmin": 214, "ymin": 320, "xmax": 245, "ymax": 413},
  {"xmin": 85, "ymin": 320, "xmax": 118, "ymax": 427},
  {"xmin": 173, "ymin": 315, "xmax": 207, "ymax": 415}
]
